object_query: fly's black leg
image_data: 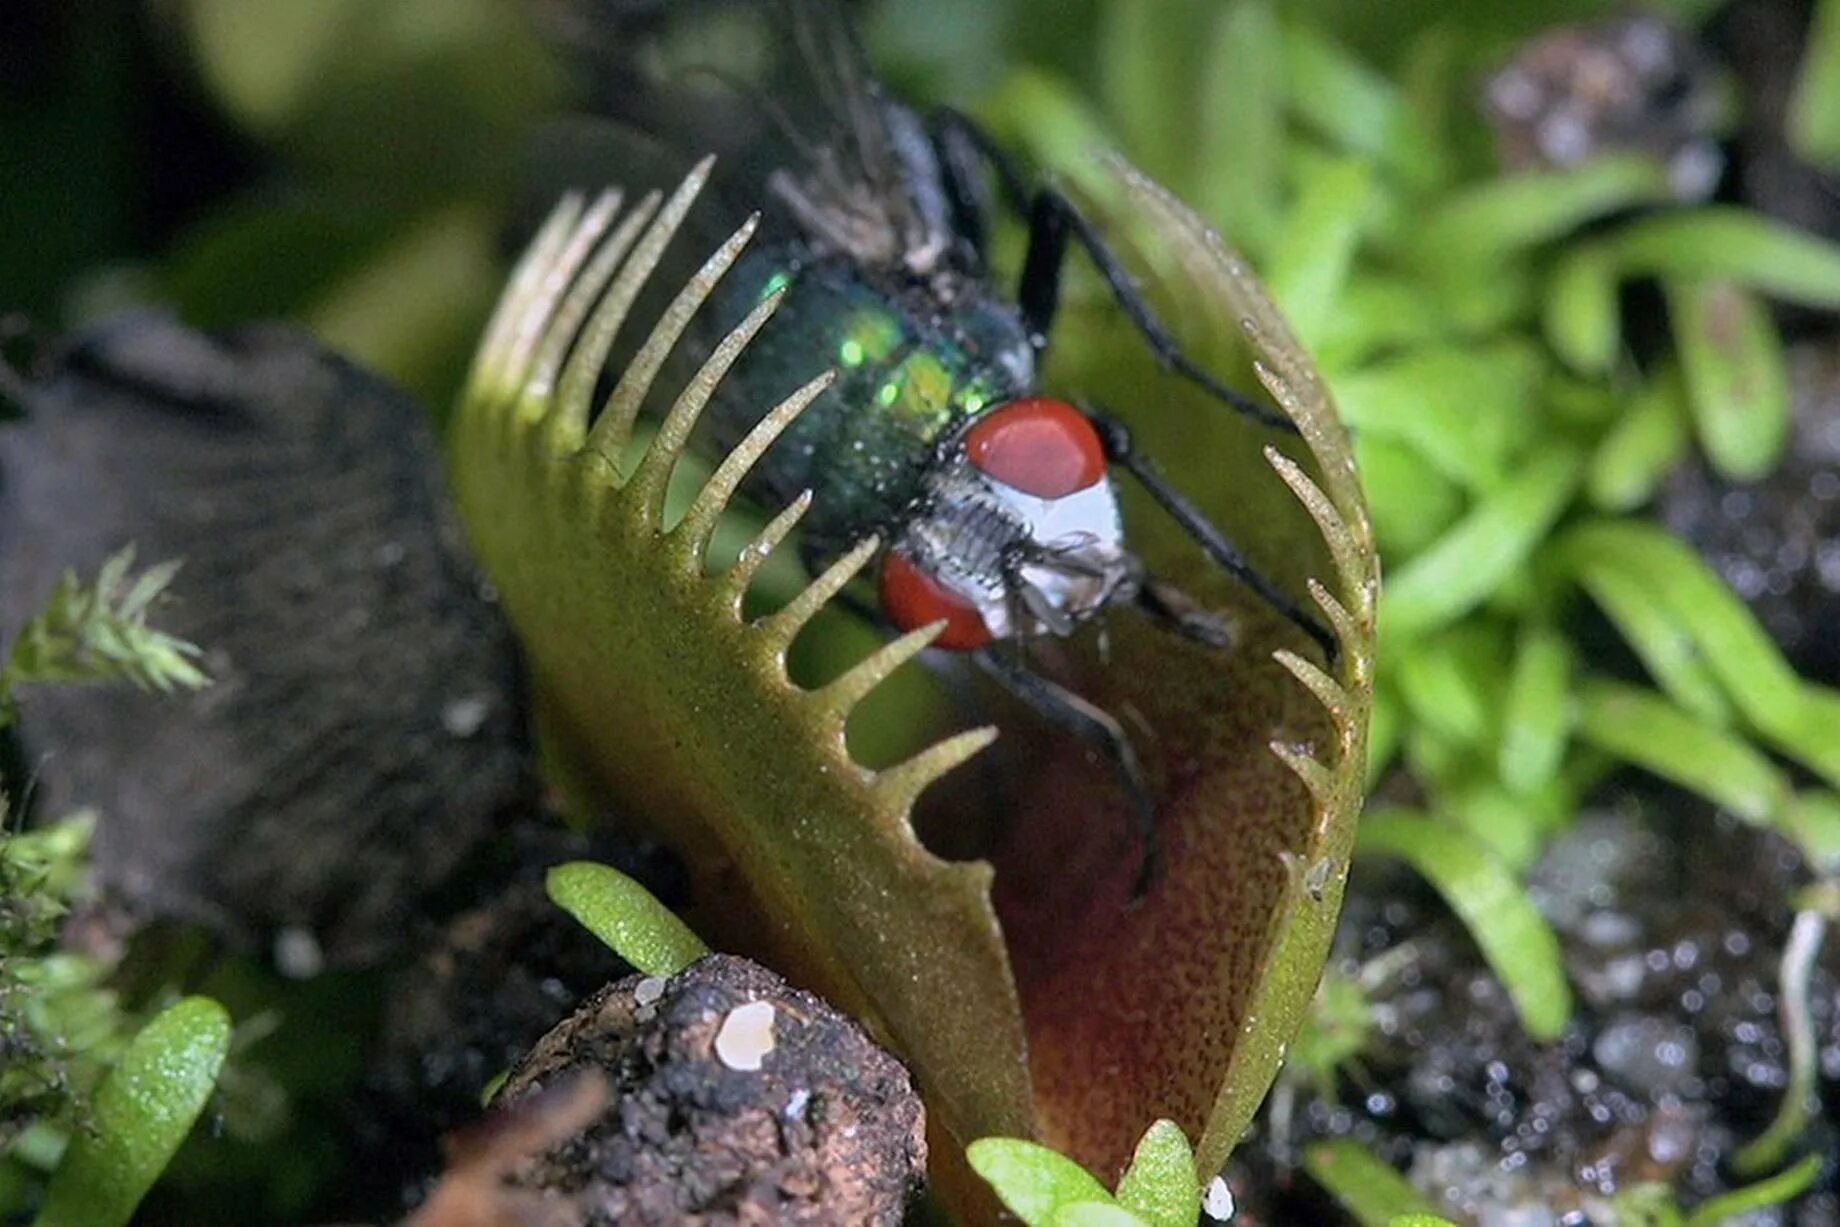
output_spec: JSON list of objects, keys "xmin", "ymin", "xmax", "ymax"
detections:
[
  {"xmin": 975, "ymin": 646, "xmax": 1161, "ymax": 900},
  {"xmin": 927, "ymin": 109, "xmax": 1298, "ymax": 435},
  {"xmin": 1019, "ymin": 190, "xmax": 1299, "ymax": 433},
  {"xmin": 1091, "ymin": 411, "xmax": 1340, "ymax": 665}
]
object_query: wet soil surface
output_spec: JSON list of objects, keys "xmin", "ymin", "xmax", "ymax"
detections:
[{"xmin": 1227, "ymin": 789, "xmax": 1840, "ymax": 1224}]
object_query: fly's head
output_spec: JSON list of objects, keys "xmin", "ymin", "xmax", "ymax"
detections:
[{"xmin": 878, "ymin": 396, "xmax": 1137, "ymax": 650}]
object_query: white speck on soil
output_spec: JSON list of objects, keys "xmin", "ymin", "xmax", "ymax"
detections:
[
  {"xmin": 715, "ymin": 1000, "xmax": 777, "ymax": 1071},
  {"xmin": 274, "ymin": 926, "xmax": 324, "ymax": 979},
  {"xmin": 1203, "ymin": 1175, "xmax": 1235, "ymax": 1220},
  {"xmin": 633, "ymin": 976, "xmax": 667, "ymax": 1006}
]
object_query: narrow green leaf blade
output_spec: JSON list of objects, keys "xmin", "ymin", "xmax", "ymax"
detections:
[
  {"xmin": 1685, "ymin": 1153, "xmax": 1824, "ymax": 1227},
  {"xmin": 1545, "ymin": 247, "xmax": 1623, "ymax": 376},
  {"xmin": 547, "ymin": 861, "xmax": 708, "ymax": 976},
  {"xmin": 1668, "ymin": 279, "xmax": 1790, "ymax": 481},
  {"xmin": 1304, "ymin": 1140, "xmax": 1442, "ymax": 1227},
  {"xmin": 1603, "ymin": 209, "xmax": 1840, "ymax": 307},
  {"xmin": 1789, "ymin": 0, "xmax": 1840, "ymax": 170},
  {"xmin": 1575, "ymin": 681, "xmax": 1790, "ymax": 825},
  {"xmin": 1498, "ymin": 626, "xmax": 1574, "ymax": 796},
  {"xmin": 1381, "ymin": 447, "xmax": 1584, "ymax": 642},
  {"xmin": 1356, "ymin": 812, "xmax": 1573, "ymax": 1040},
  {"xmin": 32, "ymin": 997, "xmax": 231, "ymax": 1227},
  {"xmin": 1418, "ymin": 155, "xmax": 1671, "ymax": 267},
  {"xmin": 1265, "ymin": 157, "xmax": 1373, "ymax": 348},
  {"xmin": 1586, "ymin": 369, "xmax": 1689, "ymax": 511}
]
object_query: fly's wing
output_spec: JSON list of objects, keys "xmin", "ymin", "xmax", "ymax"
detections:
[{"xmin": 522, "ymin": 0, "xmax": 952, "ymax": 266}]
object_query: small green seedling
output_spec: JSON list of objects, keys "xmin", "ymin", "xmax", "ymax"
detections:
[
  {"xmin": 545, "ymin": 861, "xmax": 709, "ymax": 978},
  {"xmin": 968, "ymin": 1118, "xmax": 1201, "ymax": 1227},
  {"xmin": 30, "ymin": 996, "xmax": 231, "ymax": 1227}
]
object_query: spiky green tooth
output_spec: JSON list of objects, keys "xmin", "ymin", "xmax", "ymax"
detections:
[
  {"xmin": 675, "ymin": 373, "xmax": 836, "ymax": 570},
  {"xmin": 722, "ymin": 491, "xmax": 814, "ymax": 612},
  {"xmin": 596, "ymin": 202, "xmax": 754, "ymax": 459},
  {"xmin": 1274, "ymin": 650, "xmax": 1347, "ymax": 723},
  {"xmin": 630, "ymin": 285, "xmax": 785, "ymax": 531},
  {"xmin": 760, "ymin": 536, "xmax": 879, "ymax": 656},
  {"xmin": 1308, "ymin": 580, "xmax": 1360, "ymax": 651},
  {"xmin": 1269, "ymin": 741, "xmax": 1335, "ymax": 806},
  {"xmin": 812, "ymin": 621, "xmax": 947, "ymax": 728},
  {"xmin": 873, "ymin": 726, "xmax": 1002, "ymax": 818},
  {"xmin": 548, "ymin": 190, "xmax": 665, "ymax": 444}
]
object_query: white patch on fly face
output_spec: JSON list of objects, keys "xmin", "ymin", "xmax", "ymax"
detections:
[{"xmin": 936, "ymin": 469, "xmax": 1133, "ymax": 640}]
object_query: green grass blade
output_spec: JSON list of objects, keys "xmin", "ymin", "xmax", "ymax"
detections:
[
  {"xmin": 547, "ymin": 861, "xmax": 708, "ymax": 976},
  {"xmin": 1357, "ymin": 811, "xmax": 1573, "ymax": 1040},
  {"xmin": 1789, "ymin": 0, "xmax": 1840, "ymax": 170},
  {"xmin": 1355, "ymin": 436, "xmax": 1465, "ymax": 559},
  {"xmin": 1280, "ymin": 20, "xmax": 1437, "ymax": 187},
  {"xmin": 1572, "ymin": 557, "xmax": 1731, "ymax": 725},
  {"xmin": 32, "ymin": 997, "xmax": 231, "ymax": 1227},
  {"xmin": 1603, "ymin": 208, "xmax": 1840, "ymax": 307},
  {"xmin": 1417, "ymin": 155, "xmax": 1671, "ymax": 267},
  {"xmin": 1561, "ymin": 520, "xmax": 1840, "ymax": 788},
  {"xmin": 1381, "ymin": 446, "xmax": 1584, "ymax": 642},
  {"xmin": 1575, "ymin": 681, "xmax": 1790, "ymax": 825},
  {"xmin": 1197, "ymin": 0, "xmax": 1283, "ymax": 254},
  {"xmin": 1498, "ymin": 626, "xmax": 1574, "ymax": 796},
  {"xmin": 1331, "ymin": 342, "xmax": 1544, "ymax": 492},
  {"xmin": 1686, "ymin": 1153, "xmax": 1824, "ymax": 1227},
  {"xmin": 1265, "ymin": 157, "xmax": 1373, "ymax": 348},
  {"xmin": 1304, "ymin": 1140, "xmax": 1441, "ymax": 1227},
  {"xmin": 1586, "ymin": 369, "xmax": 1688, "ymax": 511},
  {"xmin": 1668, "ymin": 279, "xmax": 1791, "ymax": 481},
  {"xmin": 1545, "ymin": 246, "xmax": 1623, "ymax": 376}
]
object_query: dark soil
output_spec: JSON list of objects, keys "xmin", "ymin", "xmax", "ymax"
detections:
[
  {"xmin": 1227, "ymin": 789, "xmax": 1840, "ymax": 1225},
  {"xmin": 0, "ymin": 316, "xmax": 532, "ymax": 967},
  {"xmin": 493, "ymin": 953, "xmax": 928, "ymax": 1226}
]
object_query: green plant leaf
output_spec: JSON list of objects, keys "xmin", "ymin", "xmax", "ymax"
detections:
[
  {"xmin": 1357, "ymin": 811, "xmax": 1573, "ymax": 1040},
  {"xmin": 966, "ymin": 1138, "xmax": 1116, "ymax": 1227},
  {"xmin": 1597, "ymin": 208, "xmax": 1840, "ymax": 308},
  {"xmin": 31, "ymin": 997, "xmax": 231, "ymax": 1227},
  {"xmin": 1570, "ymin": 548, "xmax": 1730, "ymax": 725},
  {"xmin": 1279, "ymin": 20, "xmax": 1439, "ymax": 188},
  {"xmin": 1545, "ymin": 246, "xmax": 1623, "ymax": 376},
  {"xmin": 546, "ymin": 861, "xmax": 708, "ymax": 977},
  {"xmin": 1196, "ymin": 0, "xmax": 1283, "ymax": 255},
  {"xmin": 1686, "ymin": 1154, "xmax": 1824, "ymax": 1227},
  {"xmin": 1381, "ymin": 444, "xmax": 1584, "ymax": 642},
  {"xmin": 1498, "ymin": 626, "xmax": 1573, "ymax": 797},
  {"xmin": 1113, "ymin": 1120, "xmax": 1198, "ymax": 1227},
  {"xmin": 1265, "ymin": 157, "xmax": 1373, "ymax": 349},
  {"xmin": 1790, "ymin": 0, "xmax": 1840, "ymax": 169},
  {"xmin": 1585, "ymin": 368, "xmax": 1688, "ymax": 511},
  {"xmin": 1354, "ymin": 436, "xmax": 1464, "ymax": 559},
  {"xmin": 1304, "ymin": 1140, "xmax": 1442, "ymax": 1227},
  {"xmin": 1330, "ymin": 341, "xmax": 1543, "ymax": 492},
  {"xmin": 1416, "ymin": 154, "xmax": 1671, "ymax": 268},
  {"xmin": 1574, "ymin": 681, "xmax": 1790, "ymax": 825},
  {"xmin": 1560, "ymin": 520, "xmax": 1840, "ymax": 790},
  {"xmin": 1667, "ymin": 279, "xmax": 1790, "ymax": 482},
  {"xmin": 1051, "ymin": 1204, "xmax": 1150, "ymax": 1227}
]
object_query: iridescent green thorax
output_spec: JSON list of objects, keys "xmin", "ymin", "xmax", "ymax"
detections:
[{"xmin": 703, "ymin": 248, "xmax": 1035, "ymax": 559}]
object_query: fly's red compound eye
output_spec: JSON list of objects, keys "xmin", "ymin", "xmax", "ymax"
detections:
[
  {"xmin": 963, "ymin": 397, "xmax": 1107, "ymax": 498},
  {"xmin": 879, "ymin": 548, "xmax": 992, "ymax": 650}
]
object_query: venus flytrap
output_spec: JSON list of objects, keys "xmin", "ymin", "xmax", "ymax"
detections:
[{"xmin": 447, "ymin": 153, "xmax": 1375, "ymax": 1214}]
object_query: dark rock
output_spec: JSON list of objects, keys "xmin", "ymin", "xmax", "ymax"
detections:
[
  {"xmin": 497, "ymin": 953, "xmax": 927, "ymax": 1226},
  {"xmin": 0, "ymin": 315, "xmax": 533, "ymax": 966}
]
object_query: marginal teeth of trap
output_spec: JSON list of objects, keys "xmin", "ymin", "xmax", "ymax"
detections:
[{"xmin": 461, "ymin": 162, "xmax": 995, "ymax": 810}]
